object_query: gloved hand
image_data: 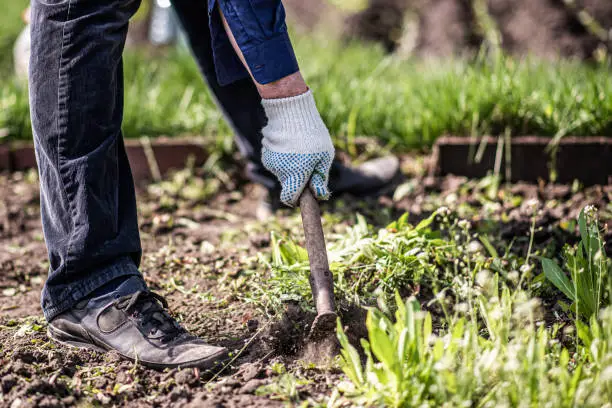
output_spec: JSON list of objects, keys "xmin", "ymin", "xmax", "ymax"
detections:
[{"xmin": 261, "ymin": 90, "xmax": 335, "ymax": 207}]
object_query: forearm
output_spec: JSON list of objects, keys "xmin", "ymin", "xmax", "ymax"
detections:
[{"xmin": 217, "ymin": 1, "xmax": 308, "ymax": 99}]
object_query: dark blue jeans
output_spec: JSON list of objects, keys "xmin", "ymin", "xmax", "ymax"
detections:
[{"xmin": 29, "ymin": 0, "xmax": 298, "ymax": 321}]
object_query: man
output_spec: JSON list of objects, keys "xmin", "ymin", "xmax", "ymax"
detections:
[{"xmin": 29, "ymin": 0, "xmax": 398, "ymax": 370}]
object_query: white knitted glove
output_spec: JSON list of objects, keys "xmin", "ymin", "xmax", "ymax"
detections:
[{"xmin": 261, "ymin": 90, "xmax": 335, "ymax": 207}]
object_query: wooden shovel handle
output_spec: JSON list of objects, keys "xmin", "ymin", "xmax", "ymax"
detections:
[{"xmin": 299, "ymin": 188, "xmax": 335, "ymax": 315}]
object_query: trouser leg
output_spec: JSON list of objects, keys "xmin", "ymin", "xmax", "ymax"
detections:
[
  {"xmin": 172, "ymin": 0, "xmax": 279, "ymax": 189},
  {"xmin": 29, "ymin": 0, "xmax": 144, "ymax": 321}
]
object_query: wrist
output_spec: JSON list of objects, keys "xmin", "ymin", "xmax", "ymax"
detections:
[
  {"xmin": 256, "ymin": 72, "xmax": 309, "ymax": 99},
  {"xmin": 261, "ymin": 90, "xmax": 333, "ymax": 154}
]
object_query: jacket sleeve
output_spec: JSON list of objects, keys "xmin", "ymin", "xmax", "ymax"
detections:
[{"xmin": 209, "ymin": 0, "xmax": 300, "ymax": 85}]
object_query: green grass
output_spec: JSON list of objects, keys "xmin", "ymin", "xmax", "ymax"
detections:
[
  {"xmin": 0, "ymin": 0, "xmax": 29, "ymax": 76},
  {"xmin": 2, "ymin": 12, "xmax": 612, "ymax": 149}
]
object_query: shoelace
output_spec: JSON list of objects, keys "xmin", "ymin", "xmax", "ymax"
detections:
[{"xmin": 114, "ymin": 291, "xmax": 186, "ymax": 342}]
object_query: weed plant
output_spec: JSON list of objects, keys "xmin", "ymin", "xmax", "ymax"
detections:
[
  {"xmin": 541, "ymin": 206, "xmax": 611, "ymax": 320},
  {"xmin": 251, "ymin": 208, "xmax": 526, "ymax": 315},
  {"xmin": 337, "ymin": 292, "xmax": 612, "ymax": 407}
]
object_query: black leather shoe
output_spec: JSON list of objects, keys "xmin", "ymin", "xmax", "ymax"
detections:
[
  {"xmin": 256, "ymin": 155, "xmax": 401, "ymax": 220},
  {"xmin": 329, "ymin": 155, "xmax": 400, "ymax": 196},
  {"xmin": 48, "ymin": 291, "xmax": 228, "ymax": 370}
]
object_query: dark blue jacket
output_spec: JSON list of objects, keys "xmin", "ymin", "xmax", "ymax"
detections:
[{"xmin": 210, "ymin": 0, "xmax": 299, "ymax": 85}]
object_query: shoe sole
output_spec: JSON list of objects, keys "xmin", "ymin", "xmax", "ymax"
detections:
[
  {"xmin": 48, "ymin": 325, "xmax": 230, "ymax": 371},
  {"xmin": 47, "ymin": 325, "xmax": 107, "ymax": 353}
]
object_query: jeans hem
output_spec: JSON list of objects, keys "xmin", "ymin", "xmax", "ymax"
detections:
[{"xmin": 43, "ymin": 256, "xmax": 142, "ymax": 322}]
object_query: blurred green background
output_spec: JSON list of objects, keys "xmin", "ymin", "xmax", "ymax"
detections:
[{"xmin": 1, "ymin": 0, "xmax": 611, "ymax": 151}]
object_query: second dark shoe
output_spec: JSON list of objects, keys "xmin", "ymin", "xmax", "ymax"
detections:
[
  {"xmin": 48, "ymin": 291, "xmax": 228, "ymax": 370},
  {"xmin": 329, "ymin": 155, "xmax": 400, "ymax": 196}
]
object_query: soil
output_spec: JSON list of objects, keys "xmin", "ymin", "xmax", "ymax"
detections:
[
  {"xmin": 130, "ymin": 0, "xmax": 612, "ymax": 59},
  {"xmin": 283, "ymin": 0, "xmax": 343, "ymax": 33},
  {"xmin": 322, "ymin": 0, "xmax": 612, "ymax": 59},
  {"xmin": 487, "ymin": 0, "xmax": 599, "ymax": 59},
  {"xmin": 386, "ymin": 160, "xmax": 612, "ymax": 253},
  {"xmin": 0, "ymin": 167, "xmax": 358, "ymax": 408},
  {"xmin": 414, "ymin": 0, "xmax": 480, "ymax": 57},
  {"xmin": 0, "ymin": 160, "xmax": 610, "ymax": 407},
  {"xmin": 345, "ymin": 0, "xmax": 481, "ymax": 56},
  {"xmin": 344, "ymin": 0, "xmax": 415, "ymax": 52}
]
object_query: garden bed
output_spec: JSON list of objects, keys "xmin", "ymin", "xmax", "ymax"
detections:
[
  {"xmin": 0, "ymin": 162, "xmax": 611, "ymax": 406},
  {"xmin": 433, "ymin": 135, "xmax": 612, "ymax": 185}
]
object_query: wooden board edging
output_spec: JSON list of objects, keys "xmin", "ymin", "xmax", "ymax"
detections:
[
  {"xmin": 432, "ymin": 136, "xmax": 611, "ymax": 185},
  {"xmin": 0, "ymin": 137, "xmax": 216, "ymax": 182}
]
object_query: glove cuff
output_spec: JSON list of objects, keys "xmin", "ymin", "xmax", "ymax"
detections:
[{"xmin": 261, "ymin": 90, "xmax": 333, "ymax": 154}]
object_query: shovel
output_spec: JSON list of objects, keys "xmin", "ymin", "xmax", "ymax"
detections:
[{"xmin": 299, "ymin": 188, "xmax": 337, "ymax": 340}]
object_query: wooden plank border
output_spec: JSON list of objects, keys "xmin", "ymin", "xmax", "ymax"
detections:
[
  {"xmin": 0, "ymin": 137, "xmax": 216, "ymax": 182},
  {"xmin": 0, "ymin": 144, "xmax": 10, "ymax": 171},
  {"xmin": 2, "ymin": 136, "xmax": 611, "ymax": 185},
  {"xmin": 432, "ymin": 136, "xmax": 612, "ymax": 185}
]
